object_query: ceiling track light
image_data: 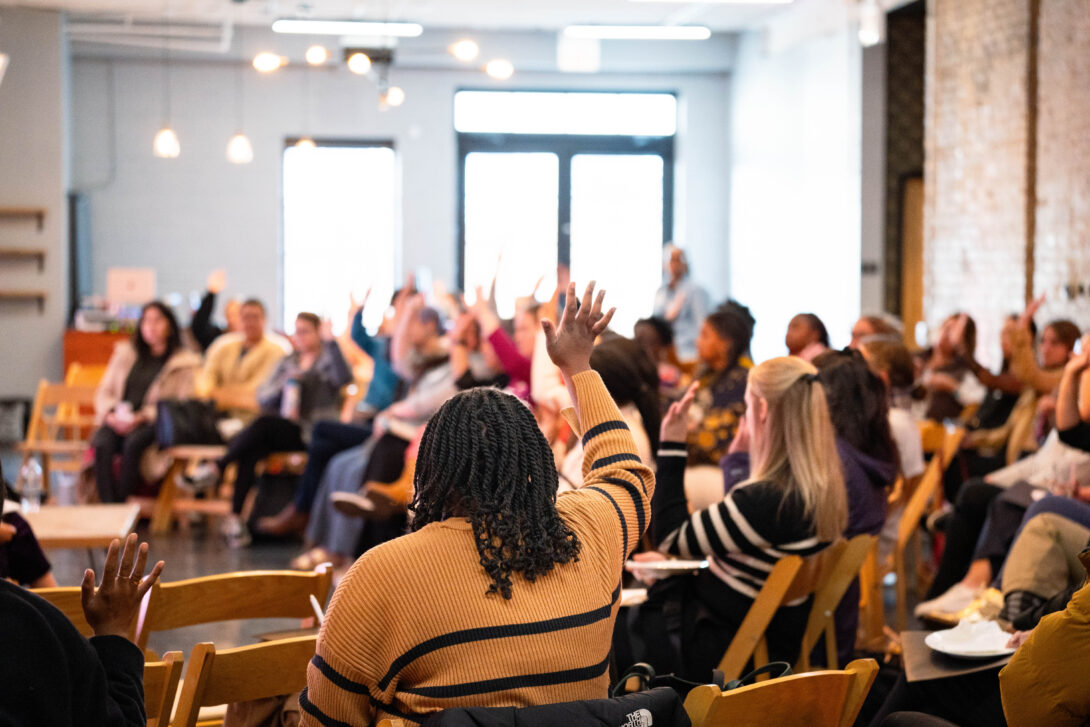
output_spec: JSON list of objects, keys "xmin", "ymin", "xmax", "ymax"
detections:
[
  {"xmin": 271, "ymin": 19, "xmax": 423, "ymax": 37},
  {"xmin": 485, "ymin": 58, "xmax": 514, "ymax": 80},
  {"xmin": 562, "ymin": 25, "xmax": 711, "ymax": 40},
  {"xmin": 449, "ymin": 39, "xmax": 479, "ymax": 62}
]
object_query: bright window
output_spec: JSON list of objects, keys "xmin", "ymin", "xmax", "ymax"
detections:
[
  {"xmin": 282, "ymin": 144, "xmax": 397, "ymax": 333},
  {"xmin": 454, "ymin": 91, "xmax": 677, "ymax": 136},
  {"xmin": 569, "ymin": 154, "xmax": 664, "ymax": 334},
  {"xmin": 463, "ymin": 153, "xmax": 559, "ymax": 319}
]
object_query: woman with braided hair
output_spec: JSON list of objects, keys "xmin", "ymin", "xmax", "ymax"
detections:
[{"xmin": 301, "ymin": 282, "xmax": 655, "ymax": 726}]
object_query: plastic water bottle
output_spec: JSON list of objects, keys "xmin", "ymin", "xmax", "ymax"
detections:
[{"xmin": 19, "ymin": 458, "xmax": 43, "ymax": 513}]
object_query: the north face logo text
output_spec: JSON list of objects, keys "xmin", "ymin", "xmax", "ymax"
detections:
[{"xmin": 622, "ymin": 708, "xmax": 653, "ymax": 727}]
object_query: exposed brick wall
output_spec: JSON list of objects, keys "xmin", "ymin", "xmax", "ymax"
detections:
[
  {"xmin": 923, "ymin": 0, "xmax": 1034, "ymax": 365},
  {"xmin": 1032, "ymin": 0, "xmax": 1090, "ymax": 331}
]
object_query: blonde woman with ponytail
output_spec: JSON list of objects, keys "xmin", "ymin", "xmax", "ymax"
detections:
[{"xmin": 640, "ymin": 356, "xmax": 847, "ymax": 681}]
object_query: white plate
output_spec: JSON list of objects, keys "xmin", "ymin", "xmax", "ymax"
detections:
[
  {"xmin": 624, "ymin": 559, "xmax": 708, "ymax": 573},
  {"xmin": 924, "ymin": 620, "xmax": 1016, "ymax": 660}
]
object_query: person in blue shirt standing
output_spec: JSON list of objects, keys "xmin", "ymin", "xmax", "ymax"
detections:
[{"xmin": 653, "ymin": 245, "xmax": 710, "ymax": 361}]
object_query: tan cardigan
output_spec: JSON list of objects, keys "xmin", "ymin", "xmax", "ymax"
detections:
[{"xmin": 94, "ymin": 341, "xmax": 202, "ymax": 424}]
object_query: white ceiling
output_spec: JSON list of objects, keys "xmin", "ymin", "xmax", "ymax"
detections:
[{"xmin": 2, "ymin": 0, "xmax": 793, "ymax": 32}]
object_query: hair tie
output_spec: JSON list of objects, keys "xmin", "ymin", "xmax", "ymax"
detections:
[{"xmin": 802, "ymin": 373, "xmax": 820, "ymax": 384}]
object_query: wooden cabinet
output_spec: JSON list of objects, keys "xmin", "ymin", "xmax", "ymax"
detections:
[{"xmin": 64, "ymin": 330, "xmax": 129, "ymax": 371}]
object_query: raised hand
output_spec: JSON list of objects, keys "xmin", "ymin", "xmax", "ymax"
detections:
[
  {"xmin": 661, "ymin": 383, "xmax": 698, "ymax": 443},
  {"xmin": 348, "ymin": 289, "xmax": 371, "ymax": 319},
  {"xmin": 80, "ymin": 533, "xmax": 164, "ymax": 639},
  {"xmin": 1018, "ymin": 294, "xmax": 1046, "ymax": 330},
  {"xmin": 541, "ymin": 281, "xmax": 615, "ymax": 376},
  {"xmin": 206, "ymin": 269, "xmax": 227, "ymax": 295}
]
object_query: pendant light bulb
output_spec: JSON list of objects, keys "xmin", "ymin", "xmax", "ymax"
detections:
[
  {"xmin": 153, "ymin": 126, "xmax": 181, "ymax": 158},
  {"xmin": 347, "ymin": 52, "xmax": 372, "ymax": 75},
  {"xmin": 383, "ymin": 86, "xmax": 406, "ymax": 107},
  {"xmin": 253, "ymin": 52, "xmax": 286, "ymax": 73},
  {"xmin": 305, "ymin": 45, "xmax": 329, "ymax": 65},
  {"xmin": 296, "ymin": 137, "xmax": 316, "ymax": 149},
  {"xmin": 226, "ymin": 133, "xmax": 254, "ymax": 164},
  {"xmin": 485, "ymin": 58, "xmax": 514, "ymax": 80},
  {"xmin": 449, "ymin": 39, "xmax": 479, "ymax": 62}
]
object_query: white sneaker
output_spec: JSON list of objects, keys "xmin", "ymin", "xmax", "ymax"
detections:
[
  {"xmin": 220, "ymin": 515, "xmax": 252, "ymax": 549},
  {"xmin": 183, "ymin": 462, "xmax": 220, "ymax": 493},
  {"xmin": 914, "ymin": 583, "xmax": 981, "ymax": 619}
]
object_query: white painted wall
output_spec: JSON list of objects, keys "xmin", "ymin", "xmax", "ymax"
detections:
[
  {"xmin": 728, "ymin": 7, "xmax": 864, "ymax": 361},
  {"xmin": 71, "ymin": 49, "xmax": 732, "ymax": 330},
  {"xmin": 0, "ymin": 9, "xmax": 69, "ymax": 397}
]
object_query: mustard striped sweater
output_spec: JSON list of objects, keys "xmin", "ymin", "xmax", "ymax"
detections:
[{"xmin": 300, "ymin": 371, "xmax": 655, "ymax": 726}]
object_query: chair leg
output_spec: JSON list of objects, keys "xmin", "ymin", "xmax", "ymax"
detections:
[
  {"xmin": 824, "ymin": 623, "xmax": 837, "ymax": 670},
  {"xmin": 151, "ymin": 458, "xmax": 184, "ymax": 535},
  {"xmin": 894, "ymin": 550, "xmax": 907, "ymax": 633}
]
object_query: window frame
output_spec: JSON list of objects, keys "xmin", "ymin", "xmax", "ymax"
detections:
[{"xmin": 455, "ymin": 90, "xmax": 676, "ymax": 290}]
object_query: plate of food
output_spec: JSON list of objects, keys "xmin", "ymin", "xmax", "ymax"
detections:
[
  {"xmin": 624, "ymin": 558, "xmax": 709, "ymax": 574},
  {"xmin": 924, "ymin": 619, "xmax": 1017, "ymax": 660}
]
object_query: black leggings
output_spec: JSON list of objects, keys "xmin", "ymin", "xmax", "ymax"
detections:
[
  {"xmin": 925, "ymin": 478, "xmax": 1001, "ymax": 600},
  {"xmin": 92, "ymin": 423, "xmax": 157, "ymax": 503},
  {"xmin": 219, "ymin": 415, "xmax": 306, "ymax": 515}
]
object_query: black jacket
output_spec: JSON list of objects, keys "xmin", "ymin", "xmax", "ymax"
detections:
[
  {"xmin": 0, "ymin": 579, "xmax": 146, "ymax": 726},
  {"xmin": 419, "ymin": 687, "xmax": 690, "ymax": 727}
]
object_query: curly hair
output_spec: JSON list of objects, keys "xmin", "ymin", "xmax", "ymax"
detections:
[{"xmin": 410, "ymin": 387, "xmax": 581, "ymax": 599}]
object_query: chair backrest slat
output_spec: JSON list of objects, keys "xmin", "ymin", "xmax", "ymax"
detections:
[
  {"xmin": 144, "ymin": 650, "xmax": 184, "ymax": 727},
  {"xmin": 172, "ymin": 636, "xmax": 317, "ymax": 727},
  {"xmin": 136, "ymin": 567, "xmax": 333, "ymax": 650},
  {"xmin": 685, "ymin": 658, "xmax": 878, "ymax": 727}
]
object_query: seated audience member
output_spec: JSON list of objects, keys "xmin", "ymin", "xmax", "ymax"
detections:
[
  {"xmin": 634, "ymin": 316, "xmax": 691, "ymax": 406},
  {"xmin": 299, "ymin": 283, "xmax": 654, "ymax": 725},
  {"xmin": 468, "ymin": 287, "xmax": 536, "ymax": 403},
  {"xmin": 939, "ymin": 314, "xmax": 1031, "ymax": 497},
  {"xmin": 641, "ymin": 356, "xmax": 847, "ymax": 680},
  {"xmin": 190, "ymin": 269, "xmax": 242, "ymax": 353},
  {"xmin": 849, "ymin": 314, "xmax": 901, "ymax": 349},
  {"xmin": 687, "ymin": 301, "xmax": 755, "ymax": 467},
  {"xmin": 919, "ymin": 313, "xmax": 982, "ymax": 422},
  {"xmin": 1007, "ymin": 297, "xmax": 1081, "ymax": 400},
  {"xmin": 92, "ymin": 301, "xmax": 201, "ymax": 503},
  {"xmin": 813, "ymin": 348, "xmax": 900, "ymax": 665},
  {"xmin": 861, "ymin": 339, "xmax": 926, "ymax": 482},
  {"xmin": 999, "ymin": 546, "xmax": 1090, "ymax": 727},
  {"xmin": 653, "ymin": 245, "xmax": 709, "ymax": 361},
  {"xmin": 196, "ymin": 312, "xmax": 353, "ymax": 547},
  {"xmin": 257, "ymin": 291, "xmax": 405, "ymax": 537},
  {"xmin": 999, "ymin": 509, "xmax": 1090, "ymax": 628},
  {"xmin": 1057, "ymin": 337, "xmax": 1090, "ymax": 453},
  {"xmin": 196, "ymin": 298, "xmax": 287, "ymax": 423},
  {"xmin": 559, "ymin": 336, "xmax": 660, "ymax": 490},
  {"xmin": 915, "ymin": 436, "xmax": 1090, "ymax": 622},
  {"xmin": 785, "ymin": 313, "xmax": 831, "ymax": 362},
  {"xmin": 1, "ymin": 512, "xmax": 56, "ymax": 588},
  {"xmin": 0, "ymin": 533, "xmax": 164, "ymax": 726}
]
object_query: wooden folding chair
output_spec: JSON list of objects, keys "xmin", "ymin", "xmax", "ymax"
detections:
[
  {"xmin": 684, "ymin": 658, "xmax": 878, "ymax": 727},
  {"xmin": 716, "ymin": 555, "xmax": 804, "ymax": 681},
  {"xmin": 31, "ymin": 586, "xmax": 96, "ymax": 638},
  {"xmin": 144, "ymin": 650, "xmax": 184, "ymax": 727},
  {"xmin": 172, "ymin": 635, "xmax": 317, "ymax": 727},
  {"xmin": 17, "ymin": 379, "xmax": 98, "ymax": 496},
  {"xmin": 150, "ymin": 448, "xmax": 307, "ymax": 534},
  {"xmin": 32, "ymin": 584, "xmax": 150, "ymax": 641},
  {"xmin": 134, "ymin": 565, "xmax": 333, "ymax": 655},
  {"xmin": 891, "ymin": 426, "xmax": 966, "ymax": 631},
  {"xmin": 794, "ymin": 534, "xmax": 877, "ymax": 672}
]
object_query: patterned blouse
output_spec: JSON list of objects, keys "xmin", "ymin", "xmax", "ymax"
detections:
[{"xmin": 687, "ymin": 363, "xmax": 749, "ymax": 466}]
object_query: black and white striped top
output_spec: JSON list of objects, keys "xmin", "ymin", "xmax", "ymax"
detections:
[{"xmin": 652, "ymin": 441, "xmax": 828, "ymax": 600}]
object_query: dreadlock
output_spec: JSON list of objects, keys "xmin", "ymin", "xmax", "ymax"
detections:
[{"xmin": 410, "ymin": 387, "xmax": 581, "ymax": 600}]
